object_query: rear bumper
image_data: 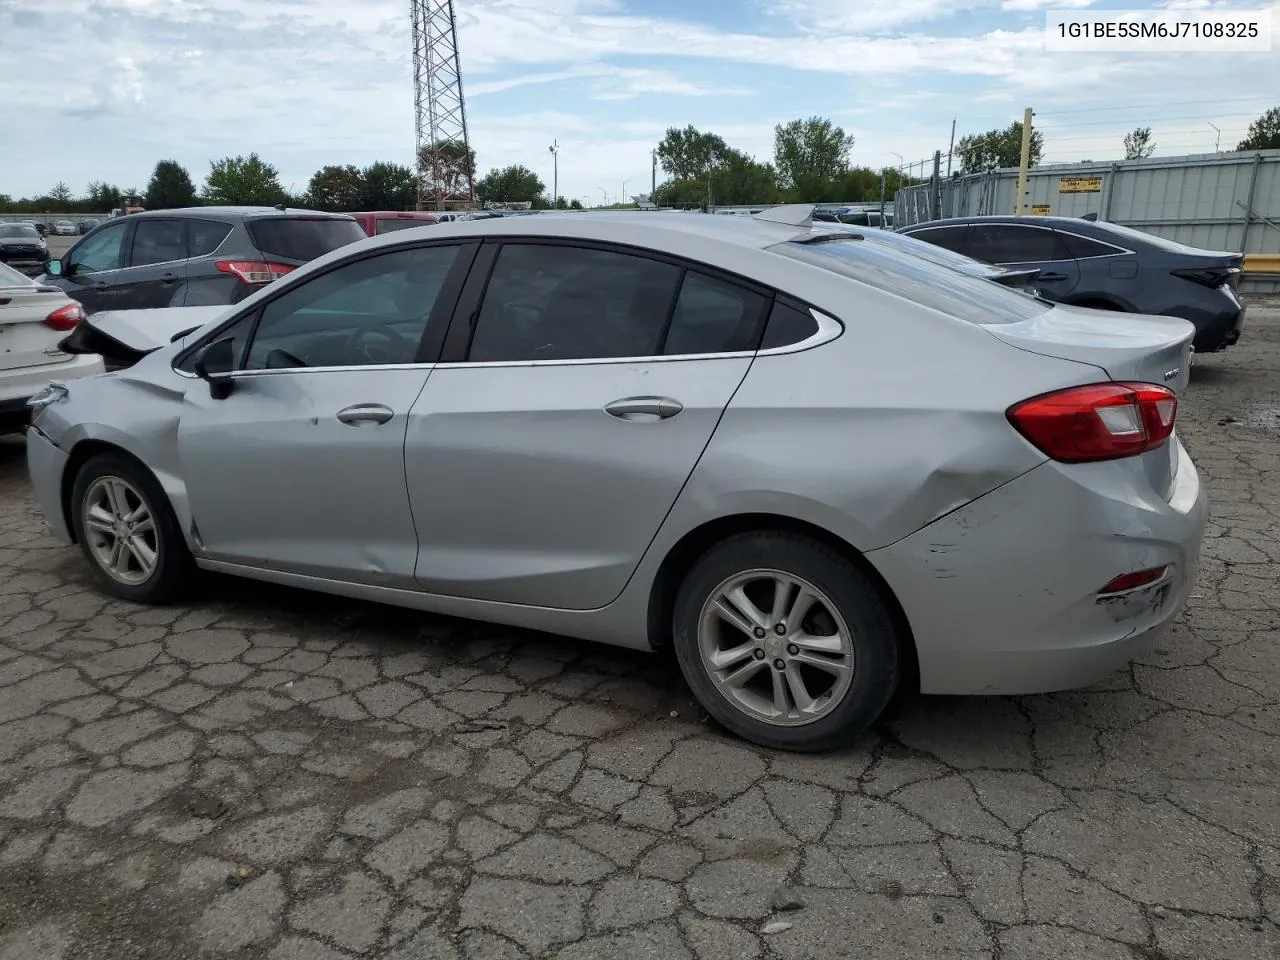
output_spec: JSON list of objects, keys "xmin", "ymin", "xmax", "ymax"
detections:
[
  {"xmin": 0, "ymin": 354, "xmax": 107, "ymax": 431},
  {"xmin": 25, "ymin": 425, "xmax": 74, "ymax": 544},
  {"xmin": 1187, "ymin": 289, "xmax": 1244, "ymax": 352},
  {"xmin": 868, "ymin": 437, "xmax": 1207, "ymax": 695}
]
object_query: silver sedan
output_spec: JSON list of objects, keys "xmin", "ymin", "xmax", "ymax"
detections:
[{"xmin": 24, "ymin": 206, "xmax": 1207, "ymax": 751}]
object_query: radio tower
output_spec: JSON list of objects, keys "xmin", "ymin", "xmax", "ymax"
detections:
[{"xmin": 410, "ymin": 0, "xmax": 475, "ymax": 210}]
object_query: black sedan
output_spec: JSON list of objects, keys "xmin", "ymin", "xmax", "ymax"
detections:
[
  {"xmin": 898, "ymin": 215, "xmax": 1245, "ymax": 352},
  {"xmin": 0, "ymin": 223, "xmax": 49, "ymax": 274}
]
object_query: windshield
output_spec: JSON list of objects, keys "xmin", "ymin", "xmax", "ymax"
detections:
[
  {"xmin": 775, "ymin": 236, "xmax": 1051, "ymax": 326},
  {"xmin": 0, "ymin": 224, "xmax": 40, "ymax": 240},
  {"xmin": 0, "ymin": 261, "xmax": 38, "ymax": 288},
  {"xmin": 246, "ymin": 217, "xmax": 366, "ymax": 263}
]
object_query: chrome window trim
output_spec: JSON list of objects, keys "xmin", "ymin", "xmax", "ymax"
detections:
[
  {"xmin": 123, "ymin": 218, "xmax": 235, "ymax": 271},
  {"xmin": 173, "ymin": 308, "xmax": 843, "ymax": 377}
]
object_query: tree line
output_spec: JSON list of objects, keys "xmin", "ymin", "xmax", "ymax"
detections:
[{"xmin": 4, "ymin": 106, "xmax": 1275, "ymax": 215}]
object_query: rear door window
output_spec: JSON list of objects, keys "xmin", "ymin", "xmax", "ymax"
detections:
[
  {"xmin": 245, "ymin": 217, "xmax": 367, "ymax": 263},
  {"xmin": 663, "ymin": 272, "xmax": 767, "ymax": 355},
  {"xmin": 907, "ymin": 224, "xmax": 969, "ymax": 253},
  {"xmin": 129, "ymin": 219, "xmax": 188, "ymax": 266},
  {"xmin": 967, "ymin": 224, "xmax": 1070, "ymax": 264},
  {"xmin": 1058, "ymin": 232, "xmax": 1126, "ymax": 259}
]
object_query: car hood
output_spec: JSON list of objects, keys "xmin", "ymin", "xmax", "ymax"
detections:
[
  {"xmin": 0, "ymin": 237, "xmax": 44, "ymax": 245},
  {"xmin": 58, "ymin": 305, "xmax": 230, "ymax": 369}
]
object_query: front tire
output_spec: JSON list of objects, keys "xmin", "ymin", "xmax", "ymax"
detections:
[
  {"xmin": 672, "ymin": 531, "xmax": 901, "ymax": 752},
  {"xmin": 70, "ymin": 452, "xmax": 193, "ymax": 604}
]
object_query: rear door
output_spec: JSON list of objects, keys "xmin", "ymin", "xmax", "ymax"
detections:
[
  {"xmin": 114, "ymin": 218, "xmax": 190, "ymax": 309},
  {"xmin": 965, "ymin": 223, "xmax": 1080, "ymax": 299},
  {"xmin": 404, "ymin": 241, "xmax": 769, "ymax": 610},
  {"xmin": 178, "ymin": 218, "xmax": 235, "ymax": 307}
]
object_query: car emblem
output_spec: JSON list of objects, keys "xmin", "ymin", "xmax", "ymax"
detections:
[{"xmin": 1163, "ymin": 368, "xmax": 1180, "ymax": 381}]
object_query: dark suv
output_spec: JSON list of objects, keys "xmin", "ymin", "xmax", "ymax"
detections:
[
  {"xmin": 39, "ymin": 207, "xmax": 367, "ymax": 315},
  {"xmin": 898, "ymin": 215, "xmax": 1246, "ymax": 352}
]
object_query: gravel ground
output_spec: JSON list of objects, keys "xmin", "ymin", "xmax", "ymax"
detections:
[{"xmin": 0, "ymin": 303, "xmax": 1277, "ymax": 960}]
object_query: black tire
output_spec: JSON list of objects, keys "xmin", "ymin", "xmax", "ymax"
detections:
[
  {"xmin": 70, "ymin": 452, "xmax": 194, "ymax": 604},
  {"xmin": 672, "ymin": 530, "xmax": 901, "ymax": 752}
]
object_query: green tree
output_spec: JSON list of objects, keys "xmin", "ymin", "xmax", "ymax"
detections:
[
  {"xmin": 1236, "ymin": 106, "xmax": 1280, "ymax": 150},
  {"xmin": 84, "ymin": 181, "xmax": 124, "ymax": 212},
  {"xmin": 956, "ymin": 121, "xmax": 1044, "ymax": 173},
  {"xmin": 1123, "ymin": 126, "xmax": 1156, "ymax": 160},
  {"xmin": 145, "ymin": 160, "xmax": 198, "ymax": 209},
  {"xmin": 361, "ymin": 161, "xmax": 416, "ymax": 210},
  {"xmin": 417, "ymin": 141, "xmax": 476, "ymax": 204},
  {"xmin": 306, "ymin": 165, "xmax": 365, "ymax": 211},
  {"xmin": 656, "ymin": 125, "xmax": 732, "ymax": 181},
  {"xmin": 569, "ymin": 198, "xmax": 583, "ymax": 210},
  {"xmin": 475, "ymin": 164, "xmax": 545, "ymax": 205},
  {"xmin": 48, "ymin": 182, "xmax": 73, "ymax": 207},
  {"xmin": 202, "ymin": 153, "xmax": 287, "ymax": 206},
  {"xmin": 773, "ymin": 117, "xmax": 854, "ymax": 201}
]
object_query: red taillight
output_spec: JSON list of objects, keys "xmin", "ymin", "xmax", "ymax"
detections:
[
  {"xmin": 1007, "ymin": 382, "xmax": 1177, "ymax": 463},
  {"xmin": 44, "ymin": 302, "xmax": 85, "ymax": 332},
  {"xmin": 1099, "ymin": 565, "xmax": 1169, "ymax": 595},
  {"xmin": 216, "ymin": 260, "xmax": 294, "ymax": 284},
  {"xmin": 1172, "ymin": 266, "xmax": 1240, "ymax": 289}
]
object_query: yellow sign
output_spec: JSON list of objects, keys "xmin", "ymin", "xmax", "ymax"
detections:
[
  {"xmin": 1031, "ymin": 204, "xmax": 1051, "ymax": 215},
  {"xmin": 1059, "ymin": 176, "xmax": 1102, "ymax": 194}
]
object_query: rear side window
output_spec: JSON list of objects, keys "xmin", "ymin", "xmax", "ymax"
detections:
[
  {"xmin": 1059, "ymin": 232, "xmax": 1125, "ymax": 259},
  {"xmin": 663, "ymin": 272, "xmax": 766, "ymax": 355},
  {"xmin": 908, "ymin": 225, "xmax": 968, "ymax": 253},
  {"xmin": 967, "ymin": 224, "xmax": 1070, "ymax": 264},
  {"xmin": 760, "ymin": 300, "xmax": 818, "ymax": 349},
  {"xmin": 775, "ymin": 237, "xmax": 1049, "ymax": 326},
  {"xmin": 375, "ymin": 218, "xmax": 434, "ymax": 235},
  {"xmin": 188, "ymin": 220, "xmax": 232, "ymax": 257},
  {"xmin": 246, "ymin": 217, "xmax": 366, "ymax": 262}
]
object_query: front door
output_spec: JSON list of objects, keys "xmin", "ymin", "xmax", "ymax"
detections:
[
  {"xmin": 177, "ymin": 241, "xmax": 474, "ymax": 586},
  {"xmin": 964, "ymin": 223, "xmax": 1081, "ymax": 299},
  {"xmin": 58, "ymin": 219, "xmax": 131, "ymax": 314},
  {"xmin": 115, "ymin": 217, "xmax": 190, "ymax": 309},
  {"xmin": 406, "ymin": 241, "xmax": 770, "ymax": 610}
]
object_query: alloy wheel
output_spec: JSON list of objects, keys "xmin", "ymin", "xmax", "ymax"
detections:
[
  {"xmin": 82, "ymin": 476, "xmax": 159, "ymax": 586},
  {"xmin": 697, "ymin": 568, "xmax": 855, "ymax": 726}
]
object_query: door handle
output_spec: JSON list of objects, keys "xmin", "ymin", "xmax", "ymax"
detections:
[
  {"xmin": 335, "ymin": 403, "xmax": 394, "ymax": 426},
  {"xmin": 91, "ymin": 282, "xmax": 108, "ymax": 291},
  {"xmin": 604, "ymin": 397, "xmax": 683, "ymax": 422},
  {"xmin": 1038, "ymin": 272, "xmax": 1068, "ymax": 282},
  {"xmin": 160, "ymin": 273, "xmax": 179, "ymax": 285}
]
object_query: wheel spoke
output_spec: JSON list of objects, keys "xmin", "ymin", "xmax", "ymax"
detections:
[
  {"xmin": 126, "ymin": 537, "xmax": 157, "ymax": 575},
  {"xmin": 769, "ymin": 576, "xmax": 793, "ymax": 626},
  {"xmin": 784, "ymin": 587, "xmax": 820, "ymax": 635},
  {"xmin": 107, "ymin": 538, "xmax": 126, "ymax": 573},
  {"xmin": 770, "ymin": 668, "xmax": 789, "ymax": 715},
  {"xmin": 793, "ymin": 650, "xmax": 852, "ymax": 678},
  {"xmin": 711, "ymin": 596, "xmax": 758, "ymax": 639},
  {"xmin": 104, "ymin": 480, "xmax": 129, "ymax": 520},
  {"xmin": 124, "ymin": 503, "xmax": 149, "ymax": 524},
  {"xmin": 85, "ymin": 514, "xmax": 115, "ymax": 537},
  {"xmin": 791, "ymin": 632, "xmax": 845, "ymax": 655},
  {"xmin": 723, "ymin": 658, "xmax": 768, "ymax": 689},
  {"xmin": 131, "ymin": 517, "xmax": 155, "ymax": 536},
  {"xmin": 710, "ymin": 640, "xmax": 759, "ymax": 671},
  {"xmin": 784, "ymin": 663, "xmax": 816, "ymax": 712}
]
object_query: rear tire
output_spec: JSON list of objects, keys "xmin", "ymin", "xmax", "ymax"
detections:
[
  {"xmin": 671, "ymin": 530, "xmax": 901, "ymax": 752},
  {"xmin": 70, "ymin": 452, "xmax": 194, "ymax": 604}
]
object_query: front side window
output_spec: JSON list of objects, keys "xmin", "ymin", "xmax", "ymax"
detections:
[
  {"xmin": 130, "ymin": 220, "xmax": 187, "ymax": 267},
  {"xmin": 242, "ymin": 245, "xmax": 461, "ymax": 370},
  {"xmin": 967, "ymin": 225, "xmax": 1068, "ymax": 264},
  {"xmin": 467, "ymin": 244, "xmax": 681, "ymax": 362},
  {"xmin": 68, "ymin": 222, "xmax": 128, "ymax": 274}
]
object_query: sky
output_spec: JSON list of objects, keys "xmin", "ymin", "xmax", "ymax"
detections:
[{"xmin": 1, "ymin": 0, "xmax": 1277, "ymax": 206}]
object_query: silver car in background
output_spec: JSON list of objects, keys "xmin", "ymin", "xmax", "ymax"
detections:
[{"xmin": 25, "ymin": 206, "xmax": 1206, "ymax": 751}]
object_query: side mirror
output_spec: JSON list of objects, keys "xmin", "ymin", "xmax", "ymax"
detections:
[
  {"xmin": 44, "ymin": 258, "xmax": 63, "ymax": 277},
  {"xmin": 193, "ymin": 336, "xmax": 236, "ymax": 400}
]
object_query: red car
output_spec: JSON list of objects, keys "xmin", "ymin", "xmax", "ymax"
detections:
[{"xmin": 348, "ymin": 211, "xmax": 438, "ymax": 236}]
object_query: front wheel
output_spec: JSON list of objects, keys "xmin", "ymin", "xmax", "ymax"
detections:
[
  {"xmin": 70, "ymin": 452, "xmax": 194, "ymax": 604},
  {"xmin": 672, "ymin": 531, "xmax": 901, "ymax": 752}
]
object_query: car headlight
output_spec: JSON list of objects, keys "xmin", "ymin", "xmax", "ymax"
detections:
[{"xmin": 27, "ymin": 381, "xmax": 69, "ymax": 417}]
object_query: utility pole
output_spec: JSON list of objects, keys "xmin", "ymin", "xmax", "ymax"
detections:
[
  {"xmin": 548, "ymin": 140, "xmax": 559, "ymax": 208},
  {"xmin": 1014, "ymin": 107, "xmax": 1034, "ymax": 215},
  {"xmin": 879, "ymin": 168, "xmax": 886, "ymax": 228},
  {"xmin": 622, "ymin": 179, "xmax": 629, "ymax": 205},
  {"xmin": 706, "ymin": 159, "xmax": 713, "ymax": 212},
  {"xmin": 931, "ymin": 150, "xmax": 942, "ymax": 220},
  {"xmin": 946, "ymin": 117, "xmax": 956, "ymax": 178},
  {"xmin": 1208, "ymin": 122, "xmax": 1221, "ymax": 152},
  {"xmin": 651, "ymin": 149, "xmax": 657, "ymax": 199}
]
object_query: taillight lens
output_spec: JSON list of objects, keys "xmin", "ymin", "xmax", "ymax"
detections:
[
  {"xmin": 216, "ymin": 260, "xmax": 294, "ymax": 284},
  {"xmin": 1007, "ymin": 382, "xmax": 1177, "ymax": 463},
  {"xmin": 1172, "ymin": 266, "xmax": 1240, "ymax": 289},
  {"xmin": 44, "ymin": 302, "xmax": 85, "ymax": 332}
]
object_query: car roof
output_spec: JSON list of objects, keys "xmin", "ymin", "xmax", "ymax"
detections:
[
  {"xmin": 354, "ymin": 210, "xmax": 437, "ymax": 217},
  {"xmin": 902, "ymin": 214, "xmax": 1114, "ymax": 232},
  {"xmin": 126, "ymin": 206, "xmax": 356, "ymax": 221}
]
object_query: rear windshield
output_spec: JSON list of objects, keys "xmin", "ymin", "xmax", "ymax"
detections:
[
  {"xmin": 1089, "ymin": 220, "xmax": 1218, "ymax": 255},
  {"xmin": 0, "ymin": 224, "xmax": 40, "ymax": 239},
  {"xmin": 374, "ymin": 218, "xmax": 435, "ymax": 235},
  {"xmin": 775, "ymin": 236, "xmax": 1050, "ymax": 326},
  {"xmin": 811, "ymin": 225, "xmax": 997, "ymax": 276},
  {"xmin": 246, "ymin": 217, "xmax": 366, "ymax": 262},
  {"xmin": 0, "ymin": 261, "xmax": 37, "ymax": 288}
]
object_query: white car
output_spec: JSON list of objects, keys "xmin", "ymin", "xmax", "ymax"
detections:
[
  {"xmin": 0, "ymin": 261, "xmax": 104, "ymax": 434},
  {"xmin": 54, "ymin": 220, "xmax": 77, "ymax": 236}
]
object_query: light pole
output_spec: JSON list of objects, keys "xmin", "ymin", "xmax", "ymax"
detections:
[
  {"xmin": 1208, "ymin": 122, "xmax": 1221, "ymax": 152},
  {"xmin": 621, "ymin": 179, "xmax": 630, "ymax": 206},
  {"xmin": 651, "ymin": 149, "xmax": 657, "ymax": 198},
  {"xmin": 548, "ymin": 140, "xmax": 559, "ymax": 207},
  {"xmin": 599, "ymin": 187, "xmax": 608, "ymax": 207}
]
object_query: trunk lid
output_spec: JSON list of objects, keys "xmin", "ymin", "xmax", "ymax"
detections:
[
  {"xmin": 0, "ymin": 285, "xmax": 76, "ymax": 372},
  {"xmin": 59, "ymin": 305, "xmax": 228, "ymax": 369},
  {"xmin": 986, "ymin": 302, "xmax": 1196, "ymax": 501}
]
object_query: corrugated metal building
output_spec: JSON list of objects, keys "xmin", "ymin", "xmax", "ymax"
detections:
[{"xmin": 894, "ymin": 150, "xmax": 1280, "ymax": 291}]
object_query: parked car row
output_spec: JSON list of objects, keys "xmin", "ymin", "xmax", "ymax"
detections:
[{"xmin": 20, "ymin": 204, "xmax": 1206, "ymax": 752}]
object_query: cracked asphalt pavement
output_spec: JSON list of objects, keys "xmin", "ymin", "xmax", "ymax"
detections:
[{"xmin": 1, "ymin": 304, "xmax": 1278, "ymax": 960}]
